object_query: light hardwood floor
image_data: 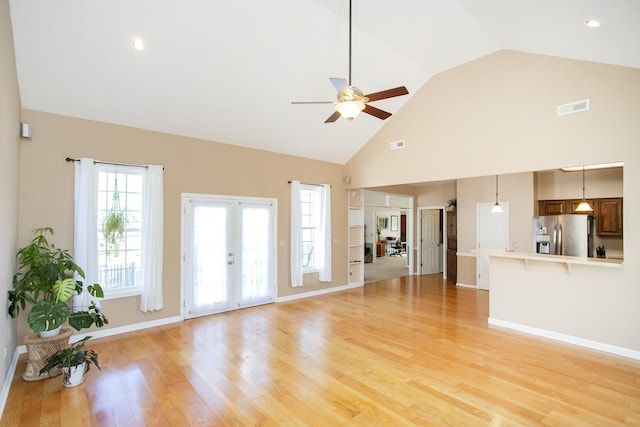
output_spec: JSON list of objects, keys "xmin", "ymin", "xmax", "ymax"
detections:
[{"xmin": 2, "ymin": 275, "xmax": 639, "ymax": 426}]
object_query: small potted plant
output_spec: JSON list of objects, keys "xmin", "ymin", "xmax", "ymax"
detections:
[
  {"xmin": 446, "ymin": 198, "xmax": 457, "ymax": 211},
  {"xmin": 39, "ymin": 336, "xmax": 100, "ymax": 387}
]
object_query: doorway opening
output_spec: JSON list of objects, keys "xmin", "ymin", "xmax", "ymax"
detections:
[{"xmin": 363, "ymin": 191, "xmax": 413, "ymax": 283}]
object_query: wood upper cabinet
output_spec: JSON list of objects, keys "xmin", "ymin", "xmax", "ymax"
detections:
[
  {"xmin": 538, "ymin": 200, "xmax": 566, "ymax": 215},
  {"xmin": 539, "ymin": 199, "xmax": 596, "ymax": 215},
  {"xmin": 596, "ymin": 198, "xmax": 623, "ymax": 236}
]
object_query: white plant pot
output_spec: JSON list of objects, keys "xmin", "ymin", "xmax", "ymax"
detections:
[
  {"xmin": 38, "ymin": 325, "xmax": 62, "ymax": 338},
  {"xmin": 62, "ymin": 363, "xmax": 86, "ymax": 387}
]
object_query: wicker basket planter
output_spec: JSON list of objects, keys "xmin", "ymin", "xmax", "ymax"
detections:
[{"xmin": 22, "ymin": 327, "xmax": 72, "ymax": 381}]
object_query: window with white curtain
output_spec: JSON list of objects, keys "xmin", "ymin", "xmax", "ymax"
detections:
[
  {"xmin": 74, "ymin": 158, "xmax": 164, "ymax": 312},
  {"xmin": 97, "ymin": 165, "xmax": 143, "ymax": 297}
]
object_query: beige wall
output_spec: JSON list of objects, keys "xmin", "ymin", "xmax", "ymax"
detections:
[
  {"xmin": 414, "ymin": 181, "xmax": 456, "ymax": 207},
  {"xmin": 349, "ymin": 50, "xmax": 637, "ymax": 186},
  {"xmin": 348, "ymin": 50, "xmax": 640, "ymax": 352},
  {"xmin": 457, "ymin": 173, "xmax": 534, "ymax": 254},
  {"xmin": 16, "ymin": 110, "xmax": 348, "ymax": 338},
  {"xmin": 0, "ymin": 0, "xmax": 21, "ymax": 394},
  {"xmin": 455, "ymin": 172, "xmax": 534, "ymax": 286},
  {"xmin": 535, "ymin": 167, "xmax": 623, "ymax": 201}
]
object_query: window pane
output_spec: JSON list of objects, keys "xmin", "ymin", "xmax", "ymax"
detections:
[
  {"xmin": 97, "ymin": 166, "xmax": 143, "ymax": 293},
  {"xmin": 299, "ymin": 185, "xmax": 322, "ymax": 270}
]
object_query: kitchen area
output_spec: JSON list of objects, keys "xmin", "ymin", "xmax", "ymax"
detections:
[
  {"xmin": 533, "ymin": 163, "xmax": 623, "ymax": 259},
  {"xmin": 483, "ymin": 163, "xmax": 631, "ymax": 359}
]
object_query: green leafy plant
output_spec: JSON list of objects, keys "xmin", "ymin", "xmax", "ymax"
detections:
[
  {"xmin": 39, "ymin": 336, "xmax": 100, "ymax": 376},
  {"xmin": 102, "ymin": 175, "xmax": 129, "ymax": 248},
  {"xmin": 102, "ymin": 210, "xmax": 128, "ymax": 246},
  {"xmin": 8, "ymin": 227, "xmax": 109, "ymax": 334}
]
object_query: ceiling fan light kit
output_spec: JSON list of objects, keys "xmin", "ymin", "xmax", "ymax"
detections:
[
  {"xmin": 292, "ymin": 0, "xmax": 408, "ymax": 122},
  {"xmin": 335, "ymin": 100, "xmax": 366, "ymax": 120},
  {"xmin": 334, "ymin": 85, "xmax": 368, "ymax": 120}
]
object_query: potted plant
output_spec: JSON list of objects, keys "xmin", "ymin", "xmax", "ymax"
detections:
[
  {"xmin": 102, "ymin": 175, "xmax": 129, "ymax": 251},
  {"xmin": 446, "ymin": 198, "xmax": 457, "ymax": 211},
  {"xmin": 8, "ymin": 227, "xmax": 109, "ymax": 337},
  {"xmin": 39, "ymin": 336, "xmax": 100, "ymax": 387}
]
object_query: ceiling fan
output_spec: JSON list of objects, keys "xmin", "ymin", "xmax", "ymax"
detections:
[{"xmin": 292, "ymin": 0, "xmax": 409, "ymax": 123}]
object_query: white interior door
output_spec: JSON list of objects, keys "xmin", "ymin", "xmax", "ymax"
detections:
[
  {"xmin": 421, "ymin": 209, "xmax": 441, "ymax": 274},
  {"xmin": 182, "ymin": 195, "xmax": 276, "ymax": 319},
  {"xmin": 477, "ymin": 202, "xmax": 509, "ymax": 291}
]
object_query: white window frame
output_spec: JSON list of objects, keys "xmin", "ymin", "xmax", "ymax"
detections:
[
  {"xmin": 97, "ymin": 165, "xmax": 143, "ymax": 299},
  {"xmin": 299, "ymin": 184, "xmax": 322, "ymax": 273}
]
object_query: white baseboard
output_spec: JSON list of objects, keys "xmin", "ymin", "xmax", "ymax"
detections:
[
  {"xmin": 276, "ymin": 282, "xmax": 363, "ymax": 303},
  {"xmin": 488, "ymin": 317, "xmax": 640, "ymax": 361},
  {"xmin": 0, "ymin": 347, "xmax": 22, "ymax": 419},
  {"xmin": 456, "ymin": 282, "xmax": 476, "ymax": 289},
  {"xmin": 16, "ymin": 315, "xmax": 183, "ymax": 355}
]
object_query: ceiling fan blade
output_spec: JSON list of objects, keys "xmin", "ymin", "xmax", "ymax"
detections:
[
  {"xmin": 291, "ymin": 101, "xmax": 334, "ymax": 104},
  {"xmin": 324, "ymin": 111, "xmax": 342, "ymax": 123},
  {"xmin": 363, "ymin": 104, "xmax": 392, "ymax": 120},
  {"xmin": 330, "ymin": 78, "xmax": 348, "ymax": 92},
  {"xmin": 365, "ymin": 86, "xmax": 409, "ymax": 102}
]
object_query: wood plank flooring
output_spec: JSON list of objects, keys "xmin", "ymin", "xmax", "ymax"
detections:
[{"xmin": 2, "ymin": 274, "xmax": 640, "ymax": 426}]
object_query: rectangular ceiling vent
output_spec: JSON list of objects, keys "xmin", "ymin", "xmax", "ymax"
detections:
[
  {"xmin": 557, "ymin": 99, "xmax": 590, "ymax": 117},
  {"xmin": 390, "ymin": 140, "xmax": 406, "ymax": 150}
]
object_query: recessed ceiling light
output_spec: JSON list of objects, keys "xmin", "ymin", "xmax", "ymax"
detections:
[
  {"xmin": 131, "ymin": 37, "xmax": 146, "ymax": 51},
  {"xmin": 584, "ymin": 19, "xmax": 601, "ymax": 28}
]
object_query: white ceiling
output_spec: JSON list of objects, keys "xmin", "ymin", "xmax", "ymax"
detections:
[{"xmin": 9, "ymin": 0, "xmax": 640, "ymax": 164}]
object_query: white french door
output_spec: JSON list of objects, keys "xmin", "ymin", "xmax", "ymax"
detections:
[{"xmin": 182, "ymin": 194, "xmax": 276, "ymax": 319}]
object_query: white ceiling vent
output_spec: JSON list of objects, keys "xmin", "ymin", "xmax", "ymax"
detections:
[
  {"xmin": 390, "ymin": 140, "xmax": 406, "ymax": 150},
  {"xmin": 557, "ymin": 99, "xmax": 590, "ymax": 117}
]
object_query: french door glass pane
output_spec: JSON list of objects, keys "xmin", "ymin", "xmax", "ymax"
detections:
[
  {"xmin": 192, "ymin": 202, "xmax": 230, "ymax": 312},
  {"xmin": 239, "ymin": 203, "xmax": 273, "ymax": 306}
]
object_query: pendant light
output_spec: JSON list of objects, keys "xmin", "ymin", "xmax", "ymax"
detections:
[
  {"xmin": 574, "ymin": 166, "xmax": 593, "ymax": 212},
  {"xmin": 491, "ymin": 175, "xmax": 503, "ymax": 213}
]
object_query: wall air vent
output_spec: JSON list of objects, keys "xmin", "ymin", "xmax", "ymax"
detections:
[
  {"xmin": 557, "ymin": 99, "xmax": 590, "ymax": 117},
  {"xmin": 390, "ymin": 140, "xmax": 406, "ymax": 150}
]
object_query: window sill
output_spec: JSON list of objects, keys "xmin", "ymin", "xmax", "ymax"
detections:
[{"xmin": 102, "ymin": 287, "xmax": 142, "ymax": 300}]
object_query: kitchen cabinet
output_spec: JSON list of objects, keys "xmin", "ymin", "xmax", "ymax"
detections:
[
  {"xmin": 538, "ymin": 200, "xmax": 567, "ymax": 215},
  {"xmin": 596, "ymin": 198, "xmax": 623, "ymax": 236},
  {"xmin": 446, "ymin": 211, "xmax": 457, "ymax": 283},
  {"xmin": 539, "ymin": 199, "xmax": 595, "ymax": 215},
  {"xmin": 538, "ymin": 197, "xmax": 623, "ymax": 237}
]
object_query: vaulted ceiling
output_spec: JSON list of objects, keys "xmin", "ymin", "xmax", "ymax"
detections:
[{"xmin": 9, "ymin": 0, "xmax": 640, "ymax": 164}]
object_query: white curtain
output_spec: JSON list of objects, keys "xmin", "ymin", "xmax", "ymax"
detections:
[
  {"xmin": 140, "ymin": 164, "xmax": 164, "ymax": 312},
  {"xmin": 73, "ymin": 158, "xmax": 100, "ymax": 311},
  {"xmin": 290, "ymin": 180, "xmax": 303, "ymax": 287},
  {"xmin": 318, "ymin": 184, "xmax": 332, "ymax": 282}
]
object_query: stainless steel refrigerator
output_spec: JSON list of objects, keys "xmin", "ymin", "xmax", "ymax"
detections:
[{"xmin": 532, "ymin": 215, "xmax": 594, "ymax": 257}]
